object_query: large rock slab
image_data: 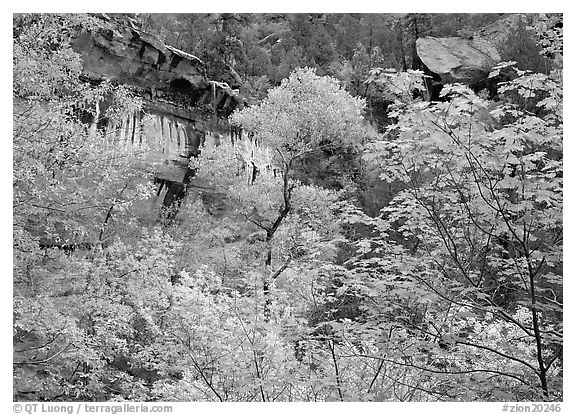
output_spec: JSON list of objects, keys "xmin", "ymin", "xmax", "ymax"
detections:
[
  {"xmin": 416, "ymin": 36, "xmax": 501, "ymax": 84},
  {"xmin": 72, "ymin": 13, "xmax": 206, "ymax": 91}
]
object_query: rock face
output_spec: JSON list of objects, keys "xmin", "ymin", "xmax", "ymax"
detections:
[
  {"xmin": 73, "ymin": 17, "xmax": 206, "ymax": 91},
  {"xmin": 416, "ymin": 36, "xmax": 501, "ymax": 85},
  {"xmin": 71, "ymin": 14, "xmax": 252, "ymax": 210}
]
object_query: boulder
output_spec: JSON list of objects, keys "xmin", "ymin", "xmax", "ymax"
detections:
[{"xmin": 416, "ymin": 36, "xmax": 501, "ymax": 85}]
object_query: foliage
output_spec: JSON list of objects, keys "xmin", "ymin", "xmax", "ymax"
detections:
[
  {"xmin": 499, "ymin": 16, "xmax": 549, "ymax": 74},
  {"xmin": 140, "ymin": 14, "xmax": 505, "ymax": 102},
  {"xmin": 528, "ymin": 14, "xmax": 563, "ymax": 61},
  {"xmin": 13, "ymin": 13, "xmax": 563, "ymax": 402},
  {"xmin": 230, "ymin": 67, "xmax": 369, "ymax": 190},
  {"xmin": 350, "ymin": 60, "xmax": 562, "ymax": 400},
  {"xmin": 13, "ymin": 14, "xmax": 155, "ymax": 245},
  {"xmin": 13, "ymin": 14, "xmax": 157, "ymax": 400}
]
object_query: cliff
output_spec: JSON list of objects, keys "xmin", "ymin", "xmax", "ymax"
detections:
[{"xmin": 71, "ymin": 14, "xmax": 249, "ymax": 210}]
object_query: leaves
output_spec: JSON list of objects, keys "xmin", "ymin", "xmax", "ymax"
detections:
[
  {"xmin": 13, "ymin": 14, "xmax": 563, "ymax": 403},
  {"xmin": 231, "ymin": 67, "xmax": 367, "ymax": 170},
  {"xmin": 358, "ymin": 59, "xmax": 562, "ymax": 400}
]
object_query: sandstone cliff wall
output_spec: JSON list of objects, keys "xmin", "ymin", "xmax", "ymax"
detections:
[{"xmin": 71, "ymin": 14, "xmax": 260, "ymax": 210}]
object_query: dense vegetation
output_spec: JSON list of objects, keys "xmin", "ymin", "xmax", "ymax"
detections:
[
  {"xmin": 13, "ymin": 13, "xmax": 562, "ymax": 402},
  {"xmin": 141, "ymin": 14, "xmax": 553, "ymax": 107}
]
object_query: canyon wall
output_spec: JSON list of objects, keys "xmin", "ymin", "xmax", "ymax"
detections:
[{"xmin": 71, "ymin": 13, "xmax": 260, "ymax": 210}]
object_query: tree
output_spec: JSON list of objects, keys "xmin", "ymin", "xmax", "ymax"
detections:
[
  {"xmin": 342, "ymin": 58, "xmax": 562, "ymax": 400},
  {"xmin": 232, "ymin": 67, "xmax": 369, "ymax": 188},
  {"xmin": 192, "ymin": 68, "xmax": 368, "ymax": 318},
  {"xmin": 165, "ymin": 69, "xmax": 376, "ymax": 400},
  {"xmin": 500, "ymin": 16, "xmax": 549, "ymax": 74},
  {"xmin": 13, "ymin": 14, "xmax": 158, "ymax": 400},
  {"xmin": 13, "ymin": 14, "xmax": 155, "ymax": 247}
]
